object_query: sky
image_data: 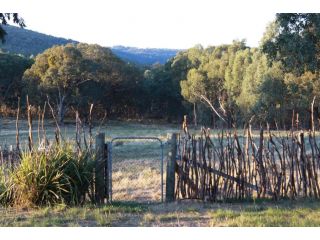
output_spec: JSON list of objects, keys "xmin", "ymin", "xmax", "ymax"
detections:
[{"xmin": 4, "ymin": 0, "xmax": 320, "ymax": 49}]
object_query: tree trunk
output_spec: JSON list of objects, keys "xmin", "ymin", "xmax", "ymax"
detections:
[
  {"xmin": 311, "ymin": 96, "xmax": 316, "ymax": 132},
  {"xmin": 226, "ymin": 108, "xmax": 233, "ymax": 129},
  {"xmin": 193, "ymin": 102, "xmax": 197, "ymax": 128},
  {"xmin": 57, "ymin": 90, "xmax": 66, "ymax": 125},
  {"xmin": 315, "ymin": 106, "xmax": 320, "ymax": 130},
  {"xmin": 212, "ymin": 113, "xmax": 215, "ymax": 129}
]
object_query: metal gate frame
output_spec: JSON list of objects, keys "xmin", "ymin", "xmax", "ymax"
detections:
[{"xmin": 107, "ymin": 136, "xmax": 164, "ymax": 202}]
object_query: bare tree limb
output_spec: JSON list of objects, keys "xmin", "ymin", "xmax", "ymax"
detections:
[
  {"xmin": 218, "ymin": 96, "xmax": 227, "ymax": 116},
  {"xmin": 192, "ymin": 93, "xmax": 226, "ymax": 122}
]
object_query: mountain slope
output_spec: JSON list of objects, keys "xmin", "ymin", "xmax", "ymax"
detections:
[
  {"xmin": 0, "ymin": 25, "xmax": 180, "ymax": 65},
  {"xmin": 0, "ymin": 25, "xmax": 77, "ymax": 56}
]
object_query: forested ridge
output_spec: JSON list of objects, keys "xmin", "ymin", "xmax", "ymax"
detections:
[
  {"xmin": 0, "ymin": 25, "xmax": 179, "ymax": 65},
  {"xmin": 0, "ymin": 25, "xmax": 77, "ymax": 57},
  {"xmin": 1, "ymin": 13, "xmax": 320, "ymax": 128}
]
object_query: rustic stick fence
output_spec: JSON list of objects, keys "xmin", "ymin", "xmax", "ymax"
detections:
[
  {"xmin": 0, "ymin": 145, "xmax": 20, "ymax": 170},
  {"xmin": 172, "ymin": 127, "xmax": 320, "ymax": 201},
  {"xmin": 2, "ymin": 95, "xmax": 320, "ymax": 203}
]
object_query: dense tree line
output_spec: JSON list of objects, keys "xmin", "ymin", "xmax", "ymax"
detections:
[
  {"xmin": 0, "ymin": 52, "xmax": 33, "ymax": 113},
  {"xmin": 1, "ymin": 13, "xmax": 320, "ymax": 128},
  {"xmin": 173, "ymin": 14, "xmax": 320, "ymax": 128}
]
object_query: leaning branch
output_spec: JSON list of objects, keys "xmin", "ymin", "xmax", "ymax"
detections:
[{"xmin": 193, "ymin": 93, "xmax": 226, "ymax": 122}]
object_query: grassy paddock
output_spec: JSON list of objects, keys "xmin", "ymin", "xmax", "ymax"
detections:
[
  {"xmin": 1, "ymin": 199, "xmax": 320, "ymax": 226},
  {"xmin": 2, "ymin": 118, "xmax": 312, "ymax": 145},
  {"xmin": 0, "ymin": 119, "xmax": 181, "ymax": 146}
]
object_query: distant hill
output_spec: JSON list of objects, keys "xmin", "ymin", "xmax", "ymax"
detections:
[
  {"xmin": 0, "ymin": 25, "xmax": 78, "ymax": 56},
  {"xmin": 111, "ymin": 46, "xmax": 180, "ymax": 65},
  {"xmin": 0, "ymin": 25, "xmax": 180, "ymax": 65}
]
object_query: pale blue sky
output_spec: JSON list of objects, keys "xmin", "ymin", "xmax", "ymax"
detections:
[{"xmin": 4, "ymin": 0, "xmax": 320, "ymax": 49}]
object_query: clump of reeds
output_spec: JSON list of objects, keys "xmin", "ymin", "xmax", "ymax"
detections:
[
  {"xmin": 0, "ymin": 97, "xmax": 98, "ymax": 207},
  {"xmin": 0, "ymin": 143, "xmax": 94, "ymax": 207},
  {"xmin": 0, "ymin": 167, "xmax": 8, "ymax": 205}
]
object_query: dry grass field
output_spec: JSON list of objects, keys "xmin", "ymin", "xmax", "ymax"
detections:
[
  {"xmin": 111, "ymin": 138, "xmax": 166, "ymax": 202},
  {"xmin": 0, "ymin": 119, "xmax": 180, "ymax": 146},
  {"xmin": 1, "ymin": 199, "xmax": 320, "ymax": 226}
]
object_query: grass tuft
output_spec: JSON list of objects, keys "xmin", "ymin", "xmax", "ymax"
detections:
[{"xmin": 0, "ymin": 143, "xmax": 94, "ymax": 207}]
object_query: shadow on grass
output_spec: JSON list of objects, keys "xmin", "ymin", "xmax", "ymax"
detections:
[{"xmin": 102, "ymin": 201, "xmax": 150, "ymax": 213}]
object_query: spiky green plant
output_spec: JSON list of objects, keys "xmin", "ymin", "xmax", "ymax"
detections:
[
  {"xmin": 0, "ymin": 167, "xmax": 7, "ymax": 204},
  {"xmin": 3, "ymin": 143, "xmax": 94, "ymax": 207}
]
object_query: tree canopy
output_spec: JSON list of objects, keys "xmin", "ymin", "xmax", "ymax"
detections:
[
  {"xmin": 1, "ymin": 13, "xmax": 320, "ymax": 128},
  {"xmin": 0, "ymin": 52, "xmax": 33, "ymax": 110},
  {"xmin": 262, "ymin": 14, "xmax": 320, "ymax": 75},
  {"xmin": 23, "ymin": 43, "xmax": 142, "ymax": 123}
]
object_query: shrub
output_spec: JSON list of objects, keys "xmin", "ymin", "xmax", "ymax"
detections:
[
  {"xmin": 2, "ymin": 143, "xmax": 94, "ymax": 207},
  {"xmin": 0, "ymin": 168, "xmax": 7, "ymax": 205}
]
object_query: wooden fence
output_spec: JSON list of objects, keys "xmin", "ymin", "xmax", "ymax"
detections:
[
  {"xmin": 0, "ymin": 146, "xmax": 20, "ymax": 170},
  {"xmin": 3, "ymin": 125, "xmax": 320, "ymax": 203},
  {"xmin": 174, "ymin": 128, "xmax": 320, "ymax": 201}
]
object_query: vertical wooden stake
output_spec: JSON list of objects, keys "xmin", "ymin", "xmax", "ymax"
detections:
[
  {"xmin": 26, "ymin": 95, "xmax": 33, "ymax": 152},
  {"xmin": 166, "ymin": 133, "xmax": 177, "ymax": 202},
  {"xmin": 95, "ymin": 133, "xmax": 106, "ymax": 204},
  {"xmin": 105, "ymin": 143, "xmax": 110, "ymax": 202},
  {"xmin": 15, "ymin": 97, "xmax": 20, "ymax": 152}
]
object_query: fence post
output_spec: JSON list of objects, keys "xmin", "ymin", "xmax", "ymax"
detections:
[
  {"xmin": 104, "ymin": 142, "xmax": 109, "ymax": 202},
  {"xmin": 95, "ymin": 133, "xmax": 106, "ymax": 204},
  {"xmin": 107, "ymin": 142, "xmax": 112, "ymax": 202},
  {"xmin": 166, "ymin": 133, "xmax": 177, "ymax": 202}
]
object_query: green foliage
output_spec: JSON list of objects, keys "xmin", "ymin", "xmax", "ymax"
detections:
[
  {"xmin": 176, "ymin": 31, "xmax": 320, "ymax": 127},
  {"xmin": 0, "ymin": 52, "xmax": 33, "ymax": 107},
  {"xmin": 237, "ymin": 50, "xmax": 268, "ymax": 118},
  {"xmin": 256, "ymin": 62, "xmax": 286, "ymax": 123},
  {"xmin": 1, "ymin": 144, "xmax": 94, "ymax": 207},
  {"xmin": 179, "ymin": 41, "xmax": 253, "ymax": 126},
  {"xmin": 0, "ymin": 167, "xmax": 8, "ymax": 205},
  {"xmin": 2, "ymin": 13, "xmax": 320, "ymax": 127},
  {"xmin": 225, "ymin": 47, "xmax": 252, "ymax": 101},
  {"xmin": 23, "ymin": 43, "xmax": 143, "ymax": 122},
  {"xmin": 141, "ymin": 57, "xmax": 189, "ymax": 120},
  {"xmin": 258, "ymin": 14, "xmax": 320, "ymax": 127},
  {"xmin": 262, "ymin": 13, "xmax": 320, "ymax": 75}
]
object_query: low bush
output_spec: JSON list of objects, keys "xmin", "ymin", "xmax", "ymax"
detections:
[
  {"xmin": 1, "ymin": 143, "xmax": 95, "ymax": 207},
  {"xmin": 0, "ymin": 168, "xmax": 7, "ymax": 205}
]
